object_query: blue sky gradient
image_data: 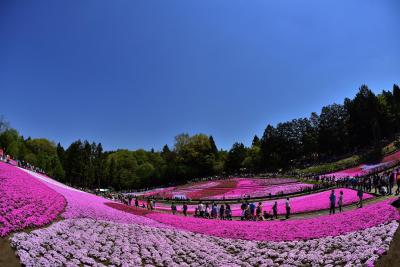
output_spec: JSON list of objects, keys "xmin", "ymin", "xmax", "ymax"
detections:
[{"xmin": 0, "ymin": 0, "xmax": 399, "ymax": 151}]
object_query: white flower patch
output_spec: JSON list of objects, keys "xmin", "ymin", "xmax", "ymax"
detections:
[{"xmin": 11, "ymin": 219, "xmax": 398, "ymax": 267}]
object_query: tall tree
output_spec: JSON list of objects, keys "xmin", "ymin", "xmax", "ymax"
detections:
[
  {"xmin": 225, "ymin": 142, "xmax": 247, "ymax": 173},
  {"xmin": 209, "ymin": 135, "xmax": 218, "ymax": 157},
  {"xmin": 252, "ymin": 135, "xmax": 261, "ymax": 147},
  {"xmin": 105, "ymin": 150, "xmax": 138, "ymax": 190},
  {"xmin": 318, "ymin": 104, "xmax": 349, "ymax": 155},
  {"xmin": 346, "ymin": 85, "xmax": 381, "ymax": 147}
]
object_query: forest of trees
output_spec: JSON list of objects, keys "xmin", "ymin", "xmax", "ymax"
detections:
[{"xmin": 1, "ymin": 84, "xmax": 400, "ymax": 190}]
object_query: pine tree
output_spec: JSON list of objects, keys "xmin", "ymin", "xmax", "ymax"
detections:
[
  {"xmin": 252, "ymin": 135, "xmax": 260, "ymax": 147},
  {"xmin": 209, "ymin": 135, "xmax": 218, "ymax": 156}
]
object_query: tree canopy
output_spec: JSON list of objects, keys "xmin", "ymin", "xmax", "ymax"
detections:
[{"xmin": 1, "ymin": 83, "xmax": 400, "ymax": 190}]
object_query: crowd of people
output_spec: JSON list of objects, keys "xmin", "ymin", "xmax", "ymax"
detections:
[
  {"xmin": 168, "ymin": 188, "xmax": 365, "ymax": 221},
  {"xmin": 233, "ymin": 198, "xmax": 292, "ymax": 221},
  {"xmin": 328, "ymin": 188, "xmax": 364, "ymax": 215},
  {"xmin": 190, "ymin": 202, "xmax": 233, "ymax": 219},
  {"xmin": 308, "ymin": 167, "xmax": 400, "ymax": 196},
  {"xmin": 0, "ymin": 147, "xmax": 46, "ymax": 174}
]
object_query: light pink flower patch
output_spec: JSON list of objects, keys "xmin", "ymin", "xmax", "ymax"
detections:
[
  {"xmin": 10, "ymin": 218, "xmax": 399, "ymax": 267},
  {"xmin": 21, "ymin": 169, "xmax": 163, "ymax": 227}
]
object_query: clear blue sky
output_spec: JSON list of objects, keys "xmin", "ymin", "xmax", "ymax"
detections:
[{"xmin": 0, "ymin": 1, "xmax": 399, "ymax": 151}]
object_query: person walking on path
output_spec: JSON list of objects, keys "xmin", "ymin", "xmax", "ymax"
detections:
[
  {"xmin": 389, "ymin": 172, "xmax": 395, "ymax": 195},
  {"xmin": 385, "ymin": 173, "xmax": 390, "ymax": 195},
  {"xmin": 357, "ymin": 188, "xmax": 364, "ymax": 208},
  {"xmin": 198, "ymin": 202, "xmax": 204, "ymax": 217},
  {"xmin": 146, "ymin": 198, "xmax": 151, "ymax": 210},
  {"xmin": 211, "ymin": 203, "xmax": 218, "ymax": 219},
  {"xmin": 373, "ymin": 175, "xmax": 379, "ymax": 194},
  {"xmin": 171, "ymin": 202, "xmax": 177, "ymax": 215},
  {"xmin": 240, "ymin": 201, "xmax": 247, "ymax": 221},
  {"xmin": 338, "ymin": 190, "xmax": 343, "ymax": 212},
  {"xmin": 272, "ymin": 201, "xmax": 278, "ymax": 220},
  {"xmin": 219, "ymin": 204, "xmax": 225, "ymax": 220},
  {"xmin": 183, "ymin": 203, "xmax": 188, "ymax": 216},
  {"xmin": 285, "ymin": 198, "xmax": 291, "ymax": 219},
  {"xmin": 256, "ymin": 202, "xmax": 262, "ymax": 221},
  {"xmin": 396, "ymin": 170, "xmax": 400, "ymax": 195},
  {"xmin": 204, "ymin": 203, "xmax": 210, "ymax": 218},
  {"xmin": 329, "ymin": 190, "xmax": 336, "ymax": 215},
  {"xmin": 225, "ymin": 204, "xmax": 232, "ymax": 220},
  {"xmin": 249, "ymin": 202, "xmax": 256, "ymax": 220}
]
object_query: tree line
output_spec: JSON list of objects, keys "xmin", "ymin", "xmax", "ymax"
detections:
[{"xmin": 1, "ymin": 84, "xmax": 400, "ymax": 190}]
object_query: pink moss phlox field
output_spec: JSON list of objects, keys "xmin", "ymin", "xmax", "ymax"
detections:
[
  {"xmin": 0, "ymin": 162, "xmax": 66, "ymax": 236},
  {"xmin": 145, "ymin": 198, "xmax": 400, "ymax": 242},
  {"xmin": 10, "ymin": 218, "xmax": 399, "ymax": 267},
  {"xmin": 8, "ymin": 167, "xmax": 400, "ymax": 266},
  {"xmin": 143, "ymin": 179, "xmax": 237, "ymax": 199},
  {"xmin": 206, "ymin": 180, "xmax": 312, "ymax": 200},
  {"xmin": 21, "ymin": 169, "xmax": 163, "ymax": 227},
  {"xmin": 141, "ymin": 178, "xmax": 311, "ymax": 200}
]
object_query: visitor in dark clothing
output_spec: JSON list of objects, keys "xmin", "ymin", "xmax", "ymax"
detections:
[
  {"xmin": 219, "ymin": 204, "xmax": 225, "ymax": 220},
  {"xmin": 329, "ymin": 190, "xmax": 336, "ymax": 215},
  {"xmin": 272, "ymin": 201, "xmax": 278, "ymax": 219},
  {"xmin": 183, "ymin": 203, "xmax": 188, "ymax": 216},
  {"xmin": 285, "ymin": 198, "xmax": 290, "ymax": 219}
]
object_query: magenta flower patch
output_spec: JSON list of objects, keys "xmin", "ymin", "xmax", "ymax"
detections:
[
  {"xmin": 145, "ymin": 198, "xmax": 400, "ymax": 242},
  {"xmin": 0, "ymin": 162, "xmax": 66, "ymax": 236}
]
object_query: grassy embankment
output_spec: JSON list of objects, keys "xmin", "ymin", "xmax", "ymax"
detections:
[{"xmin": 299, "ymin": 142, "xmax": 399, "ymax": 175}]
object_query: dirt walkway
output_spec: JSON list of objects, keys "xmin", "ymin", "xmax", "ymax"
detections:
[
  {"xmin": 376, "ymin": 207, "xmax": 400, "ymax": 267},
  {"xmin": 0, "ymin": 237, "xmax": 20, "ymax": 267}
]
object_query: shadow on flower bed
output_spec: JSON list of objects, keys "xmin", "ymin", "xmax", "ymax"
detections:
[
  {"xmin": 391, "ymin": 197, "xmax": 400, "ymax": 208},
  {"xmin": 104, "ymin": 203, "xmax": 154, "ymax": 216}
]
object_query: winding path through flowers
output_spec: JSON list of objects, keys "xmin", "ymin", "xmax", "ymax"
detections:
[{"xmin": 139, "ymin": 188, "xmax": 374, "ymax": 216}]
